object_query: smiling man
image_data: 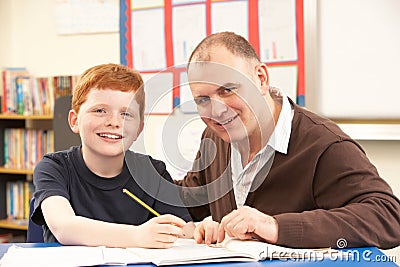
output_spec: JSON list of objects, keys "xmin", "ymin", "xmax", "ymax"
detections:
[{"xmin": 176, "ymin": 32, "xmax": 400, "ymax": 249}]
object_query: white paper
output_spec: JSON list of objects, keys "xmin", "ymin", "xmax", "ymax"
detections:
[
  {"xmin": 211, "ymin": 1, "xmax": 248, "ymax": 39},
  {"xmin": 0, "ymin": 245, "xmax": 105, "ymax": 267},
  {"xmin": 142, "ymin": 73, "xmax": 174, "ymax": 114},
  {"xmin": 258, "ymin": 0, "xmax": 297, "ymax": 62},
  {"xmin": 268, "ymin": 65, "xmax": 298, "ymax": 101},
  {"xmin": 179, "ymin": 72, "xmax": 198, "ymax": 113},
  {"xmin": 132, "ymin": 0, "xmax": 164, "ymax": 9},
  {"xmin": 172, "ymin": 4, "xmax": 207, "ymax": 67},
  {"xmin": 0, "ymin": 240, "xmax": 341, "ymax": 267},
  {"xmin": 139, "ymin": 113, "xmax": 205, "ymax": 180},
  {"xmin": 172, "ymin": 0, "xmax": 205, "ymax": 4},
  {"xmin": 132, "ymin": 9, "xmax": 166, "ymax": 71},
  {"xmin": 54, "ymin": 0, "xmax": 119, "ymax": 35}
]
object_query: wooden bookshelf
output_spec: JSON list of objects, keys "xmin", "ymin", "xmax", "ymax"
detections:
[
  {"xmin": 0, "ymin": 218, "xmax": 28, "ymax": 231},
  {"xmin": 0, "ymin": 115, "xmax": 52, "ymax": 236},
  {"xmin": 0, "ymin": 167, "xmax": 34, "ymax": 175},
  {"xmin": 0, "ymin": 114, "xmax": 53, "ymax": 120}
]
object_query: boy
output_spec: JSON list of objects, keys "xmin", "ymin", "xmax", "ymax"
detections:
[{"xmin": 32, "ymin": 63, "xmax": 194, "ymax": 248}]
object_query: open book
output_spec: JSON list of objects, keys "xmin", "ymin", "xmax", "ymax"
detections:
[
  {"xmin": 0, "ymin": 238, "xmax": 339, "ymax": 267},
  {"xmin": 128, "ymin": 238, "xmax": 336, "ymax": 265}
]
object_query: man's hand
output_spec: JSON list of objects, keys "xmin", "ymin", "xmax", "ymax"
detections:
[
  {"xmin": 193, "ymin": 219, "xmax": 220, "ymax": 245},
  {"xmin": 217, "ymin": 206, "xmax": 278, "ymax": 243}
]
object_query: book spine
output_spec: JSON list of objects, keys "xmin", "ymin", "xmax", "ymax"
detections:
[
  {"xmin": 16, "ymin": 76, "xmax": 24, "ymax": 115},
  {"xmin": 2, "ymin": 70, "xmax": 7, "ymax": 113}
]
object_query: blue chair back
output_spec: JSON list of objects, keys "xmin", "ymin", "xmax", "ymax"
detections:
[{"xmin": 27, "ymin": 198, "xmax": 44, "ymax": 242}]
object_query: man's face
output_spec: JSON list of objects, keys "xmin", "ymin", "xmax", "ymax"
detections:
[{"xmin": 188, "ymin": 46, "xmax": 273, "ymax": 145}]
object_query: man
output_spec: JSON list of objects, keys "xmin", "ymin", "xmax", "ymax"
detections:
[{"xmin": 176, "ymin": 32, "xmax": 400, "ymax": 249}]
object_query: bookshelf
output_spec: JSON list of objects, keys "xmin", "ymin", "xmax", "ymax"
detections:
[
  {"xmin": 0, "ymin": 218, "xmax": 28, "ymax": 230},
  {"xmin": 0, "ymin": 68, "xmax": 77, "ymax": 240},
  {"xmin": 0, "ymin": 115, "xmax": 53, "ymax": 237}
]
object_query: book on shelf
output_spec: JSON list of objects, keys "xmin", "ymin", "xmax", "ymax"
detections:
[
  {"xmin": 3, "ymin": 128, "xmax": 53, "ymax": 170},
  {"xmin": 5, "ymin": 180, "xmax": 34, "ymax": 221},
  {"xmin": 1, "ymin": 67, "xmax": 78, "ymax": 116},
  {"xmin": 0, "ymin": 238, "xmax": 341, "ymax": 266},
  {"xmin": 1, "ymin": 67, "xmax": 29, "ymax": 114},
  {"xmin": 0, "ymin": 233, "xmax": 13, "ymax": 243}
]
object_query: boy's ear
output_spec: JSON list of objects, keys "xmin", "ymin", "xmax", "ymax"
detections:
[{"xmin": 68, "ymin": 109, "xmax": 80, "ymax": 134}]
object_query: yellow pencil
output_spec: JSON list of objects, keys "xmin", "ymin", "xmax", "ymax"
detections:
[
  {"xmin": 123, "ymin": 188, "xmax": 187, "ymax": 236},
  {"xmin": 122, "ymin": 188, "xmax": 161, "ymax": 217}
]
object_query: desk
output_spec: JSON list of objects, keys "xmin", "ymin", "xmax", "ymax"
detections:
[{"xmin": 0, "ymin": 243, "xmax": 397, "ymax": 266}]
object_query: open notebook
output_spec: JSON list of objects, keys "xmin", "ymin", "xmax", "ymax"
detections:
[{"xmin": 0, "ymin": 238, "xmax": 340, "ymax": 266}]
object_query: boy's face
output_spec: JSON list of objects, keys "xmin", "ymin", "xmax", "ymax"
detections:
[{"xmin": 69, "ymin": 88, "xmax": 143, "ymax": 160}]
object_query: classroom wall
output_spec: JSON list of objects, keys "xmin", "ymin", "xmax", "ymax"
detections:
[
  {"xmin": 303, "ymin": 0, "xmax": 400, "ymax": 198},
  {"xmin": 310, "ymin": 0, "xmax": 400, "ymax": 119},
  {"xmin": 0, "ymin": 0, "xmax": 120, "ymax": 77},
  {"xmin": 1, "ymin": 1, "xmax": 399, "ymax": 257}
]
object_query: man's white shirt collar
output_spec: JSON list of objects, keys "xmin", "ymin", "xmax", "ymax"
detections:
[{"xmin": 230, "ymin": 88, "xmax": 294, "ymax": 207}]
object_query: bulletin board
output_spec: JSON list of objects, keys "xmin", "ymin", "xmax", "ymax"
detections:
[{"xmin": 119, "ymin": 0, "xmax": 305, "ymax": 114}]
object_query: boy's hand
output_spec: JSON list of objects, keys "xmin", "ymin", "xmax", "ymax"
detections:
[
  {"xmin": 136, "ymin": 214, "xmax": 186, "ymax": 248},
  {"xmin": 193, "ymin": 219, "xmax": 220, "ymax": 245}
]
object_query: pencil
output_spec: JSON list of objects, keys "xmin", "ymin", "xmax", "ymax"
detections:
[
  {"xmin": 122, "ymin": 188, "xmax": 161, "ymax": 217},
  {"xmin": 123, "ymin": 188, "xmax": 187, "ymax": 237}
]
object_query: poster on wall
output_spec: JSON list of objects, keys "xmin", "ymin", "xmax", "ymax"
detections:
[
  {"xmin": 55, "ymin": 0, "xmax": 119, "ymax": 35},
  {"xmin": 120, "ymin": 0, "xmax": 305, "ymax": 110}
]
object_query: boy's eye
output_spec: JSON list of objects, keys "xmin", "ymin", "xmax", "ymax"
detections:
[
  {"xmin": 194, "ymin": 97, "xmax": 210, "ymax": 105},
  {"xmin": 94, "ymin": 108, "xmax": 105, "ymax": 113}
]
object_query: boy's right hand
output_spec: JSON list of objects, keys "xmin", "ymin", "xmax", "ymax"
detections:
[
  {"xmin": 193, "ymin": 219, "xmax": 220, "ymax": 245},
  {"xmin": 136, "ymin": 214, "xmax": 186, "ymax": 248}
]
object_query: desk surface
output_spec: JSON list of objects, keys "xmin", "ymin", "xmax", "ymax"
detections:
[{"xmin": 0, "ymin": 243, "xmax": 397, "ymax": 267}]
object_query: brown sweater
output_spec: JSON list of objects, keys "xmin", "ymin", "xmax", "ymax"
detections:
[{"xmin": 177, "ymin": 100, "xmax": 400, "ymax": 249}]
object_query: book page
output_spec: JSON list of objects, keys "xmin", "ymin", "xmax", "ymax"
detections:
[
  {"xmin": 222, "ymin": 237, "xmax": 335, "ymax": 260},
  {"xmin": 0, "ymin": 245, "xmax": 148, "ymax": 267},
  {"xmin": 127, "ymin": 239, "xmax": 257, "ymax": 266},
  {"xmin": 0, "ymin": 245, "xmax": 105, "ymax": 267},
  {"xmin": 102, "ymin": 247, "xmax": 149, "ymax": 265}
]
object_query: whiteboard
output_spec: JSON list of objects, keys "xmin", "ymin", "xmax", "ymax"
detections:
[{"xmin": 315, "ymin": 0, "xmax": 400, "ymax": 119}]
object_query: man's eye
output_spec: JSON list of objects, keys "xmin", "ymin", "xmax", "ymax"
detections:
[
  {"xmin": 194, "ymin": 97, "xmax": 210, "ymax": 105},
  {"xmin": 221, "ymin": 86, "xmax": 237, "ymax": 95},
  {"xmin": 94, "ymin": 109, "xmax": 105, "ymax": 113},
  {"xmin": 122, "ymin": 112, "xmax": 133, "ymax": 118}
]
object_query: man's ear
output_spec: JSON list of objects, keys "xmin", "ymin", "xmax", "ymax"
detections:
[
  {"xmin": 256, "ymin": 63, "xmax": 270, "ymax": 95},
  {"xmin": 68, "ymin": 109, "xmax": 79, "ymax": 134},
  {"xmin": 137, "ymin": 121, "xmax": 144, "ymax": 137}
]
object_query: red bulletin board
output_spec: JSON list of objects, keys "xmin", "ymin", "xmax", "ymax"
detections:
[{"xmin": 119, "ymin": 0, "xmax": 305, "ymax": 114}]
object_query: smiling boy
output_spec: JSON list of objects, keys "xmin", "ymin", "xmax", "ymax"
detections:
[{"xmin": 32, "ymin": 63, "xmax": 194, "ymax": 248}]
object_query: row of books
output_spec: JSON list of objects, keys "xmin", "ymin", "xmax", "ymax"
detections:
[
  {"xmin": 3, "ymin": 129, "xmax": 54, "ymax": 170},
  {"xmin": 1, "ymin": 67, "xmax": 77, "ymax": 115},
  {"xmin": 5, "ymin": 180, "xmax": 34, "ymax": 221}
]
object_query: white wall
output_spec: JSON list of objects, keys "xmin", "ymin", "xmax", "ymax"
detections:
[
  {"xmin": 311, "ymin": 0, "xmax": 400, "ymax": 119},
  {"xmin": 0, "ymin": 0, "xmax": 120, "ymax": 76}
]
